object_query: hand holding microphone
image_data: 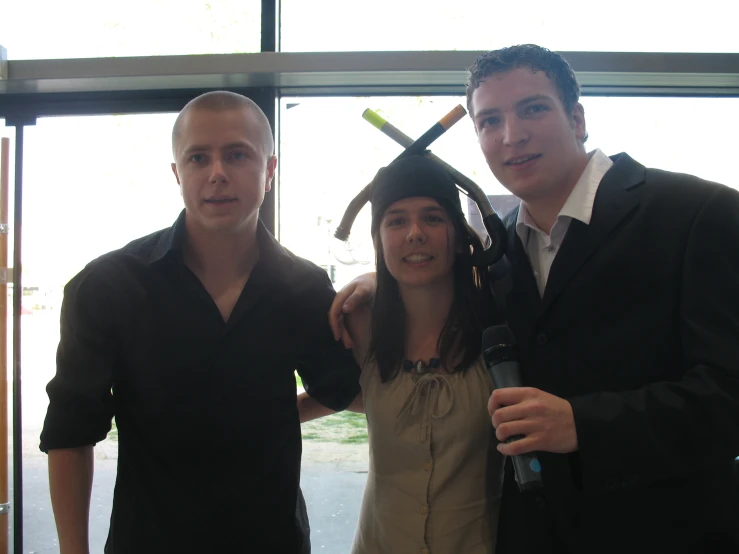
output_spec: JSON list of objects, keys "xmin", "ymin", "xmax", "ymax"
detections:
[{"xmin": 482, "ymin": 326, "xmax": 579, "ymax": 492}]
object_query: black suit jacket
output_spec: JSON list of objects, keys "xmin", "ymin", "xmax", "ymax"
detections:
[{"xmin": 491, "ymin": 153, "xmax": 739, "ymax": 554}]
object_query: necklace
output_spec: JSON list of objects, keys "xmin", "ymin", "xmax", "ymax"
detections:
[{"xmin": 402, "ymin": 357, "xmax": 441, "ymax": 375}]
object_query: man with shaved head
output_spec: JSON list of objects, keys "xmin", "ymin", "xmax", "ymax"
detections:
[{"xmin": 40, "ymin": 91, "xmax": 361, "ymax": 553}]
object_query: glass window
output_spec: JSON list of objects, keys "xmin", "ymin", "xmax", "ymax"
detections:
[
  {"xmin": 280, "ymin": 0, "xmax": 737, "ymax": 53},
  {"xmin": 581, "ymin": 97, "xmax": 738, "ymax": 189},
  {"xmin": 22, "ymin": 115, "xmax": 182, "ymax": 285},
  {"xmin": 20, "ymin": 114, "xmax": 181, "ymax": 553},
  {"xmin": 278, "ymin": 96, "xmax": 494, "ymax": 289},
  {"xmin": 1, "ymin": 0, "xmax": 261, "ymax": 60}
]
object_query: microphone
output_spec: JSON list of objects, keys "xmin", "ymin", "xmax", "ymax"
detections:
[{"xmin": 482, "ymin": 325, "xmax": 544, "ymax": 492}]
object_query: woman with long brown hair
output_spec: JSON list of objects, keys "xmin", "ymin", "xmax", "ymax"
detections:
[{"xmin": 299, "ymin": 154, "xmax": 504, "ymax": 553}]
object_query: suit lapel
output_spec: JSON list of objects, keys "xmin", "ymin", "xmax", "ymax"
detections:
[
  {"xmin": 508, "ymin": 214, "xmax": 543, "ymax": 318},
  {"xmin": 489, "ymin": 206, "xmax": 541, "ymax": 323},
  {"xmin": 539, "ymin": 153, "xmax": 646, "ymax": 315}
]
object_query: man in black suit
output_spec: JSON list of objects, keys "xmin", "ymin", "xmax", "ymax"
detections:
[
  {"xmin": 331, "ymin": 44, "xmax": 739, "ymax": 553},
  {"xmin": 466, "ymin": 43, "xmax": 739, "ymax": 554}
]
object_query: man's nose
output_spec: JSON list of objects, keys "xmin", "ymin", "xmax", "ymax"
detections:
[
  {"xmin": 503, "ymin": 118, "xmax": 528, "ymax": 147},
  {"xmin": 209, "ymin": 157, "xmax": 227, "ymax": 183}
]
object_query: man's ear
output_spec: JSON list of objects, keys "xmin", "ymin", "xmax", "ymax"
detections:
[
  {"xmin": 572, "ymin": 102, "xmax": 587, "ymax": 142},
  {"xmin": 171, "ymin": 162, "xmax": 181, "ymax": 185},
  {"xmin": 264, "ymin": 155, "xmax": 277, "ymax": 193}
]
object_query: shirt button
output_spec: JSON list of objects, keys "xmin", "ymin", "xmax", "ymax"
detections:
[
  {"xmin": 535, "ymin": 496, "xmax": 547, "ymax": 510},
  {"xmin": 536, "ymin": 333, "xmax": 548, "ymax": 345},
  {"xmin": 420, "ymin": 505, "xmax": 428, "ymax": 515},
  {"xmin": 424, "ymin": 462, "xmax": 431, "ymax": 471},
  {"xmin": 422, "ymin": 549, "xmax": 429, "ymax": 554},
  {"xmin": 546, "ymin": 245, "xmax": 556, "ymax": 253}
]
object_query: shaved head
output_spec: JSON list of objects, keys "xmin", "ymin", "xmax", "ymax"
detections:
[{"xmin": 172, "ymin": 91, "xmax": 274, "ymax": 159}]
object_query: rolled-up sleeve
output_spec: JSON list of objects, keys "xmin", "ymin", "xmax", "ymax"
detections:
[
  {"xmin": 296, "ymin": 272, "xmax": 361, "ymax": 412},
  {"xmin": 40, "ymin": 266, "xmax": 119, "ymax": 453}
]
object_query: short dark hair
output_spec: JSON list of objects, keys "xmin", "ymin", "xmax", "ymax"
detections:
[
  {"xmin": 171, "ymin": 91, "xmax": 274, "ymax": 159},
  {"xmin": 466, "ymin": 44, "xmax": 581, "ymax": 117}
]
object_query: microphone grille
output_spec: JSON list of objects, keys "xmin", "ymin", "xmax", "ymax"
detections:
[{"xmin": 482, "ymin": 325, "xmax": 516, "ymax": 351}]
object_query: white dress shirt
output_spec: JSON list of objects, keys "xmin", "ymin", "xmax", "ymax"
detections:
[{"xmin": 515, "ymin": 149, "xmax": 614, "ymax": 296}]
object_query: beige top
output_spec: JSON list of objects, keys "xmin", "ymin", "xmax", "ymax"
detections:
[{"xmin": 351, "ymin": 357, "xmax": 504, "ymax": 554}]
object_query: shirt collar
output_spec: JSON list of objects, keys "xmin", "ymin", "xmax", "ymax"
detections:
[
  {"xmin": 249, "ymin": 219, "xmax": 294, "ymax": 284},
  {"xmin": 148, "ymin": 209, "xmax": 288, "ymax": 277},
  {"xmin": 149, "ymin": 209, "xmax": 187, "ymax": 264},
  {"xmin": 559, "ymin": 148, "xmax": 613, "ymax": 224},
  {"xmin": 515, "ymin": 148, "xmax": 613, "ymax": 241}
]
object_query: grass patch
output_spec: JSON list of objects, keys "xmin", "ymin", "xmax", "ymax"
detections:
[
  {"xmin": 107, "ymin": 418, "xmax": 118, "ymax": 441},
  {"xmin": 302, "ymin": 410, "xmax": 368, "ymax": 444},
  {"xmin": 297, "ymin": 371, "xmax": 367, "ymax": 444}
]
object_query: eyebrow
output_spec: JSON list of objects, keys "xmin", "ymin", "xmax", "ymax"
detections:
[
  {"xmin": 474, "ymin": 94, "xmax": 555, "ymax": 119},
  {"xmin": 182, "ymin": 141, "xmax": 256, "ymax": 155},
  {"xmin": 221, "ymin": 141, "xmax": 256, "ymax": 151}
]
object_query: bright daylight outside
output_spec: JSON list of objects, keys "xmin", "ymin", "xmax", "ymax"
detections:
[{"xmin": 0, "ymin": 0, "xmax": 737, "ymax": 552}]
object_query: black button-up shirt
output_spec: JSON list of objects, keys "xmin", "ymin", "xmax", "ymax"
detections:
[{"xmin": 40, "ymin": 210, "xmax": 361, "ymax": 553}]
